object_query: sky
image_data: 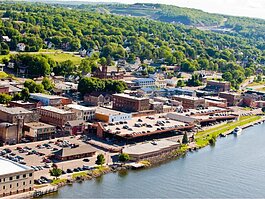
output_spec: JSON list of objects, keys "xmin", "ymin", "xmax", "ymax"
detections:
[{"xmin": 69, "ymin": 0, "xmax": 265, "ymax": 19}]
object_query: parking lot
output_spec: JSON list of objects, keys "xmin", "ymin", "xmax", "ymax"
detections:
[{"xmin": 0, "ymin": 136, "xmax": 114, "ymax": 180}]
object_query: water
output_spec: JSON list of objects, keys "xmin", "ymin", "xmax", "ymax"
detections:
[{"xmin": 46, "ymin": 123, "xmax": 265, "ymax": 198}]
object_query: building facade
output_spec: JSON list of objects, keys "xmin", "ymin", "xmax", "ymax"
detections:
[
  {"xmin": 23, "ymin": 122, "xmax": 56, "ymax": 141},
  {"xmin": 65, "ymin": 104, "xmax": 96, "ymax": 121},
  {"xmin": 112, "ymin": 93, "xmax": 150, "ymax": 112},
  {"xmin": 172, "ymin": 95, "xmax": 206, "ymax": 109},
  {"xmin": 0, "ymin": 157, "xmax": 34, "ymax": 197}
]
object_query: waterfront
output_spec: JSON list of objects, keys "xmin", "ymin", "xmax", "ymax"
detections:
[{"xmin": 45, "ymin": 123, "xmax": 265, "ymax": 198}]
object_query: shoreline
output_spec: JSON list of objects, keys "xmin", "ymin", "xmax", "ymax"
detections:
[{"xmin": 9, "ymin": 116, "xmax": 264, "ymax": 199}]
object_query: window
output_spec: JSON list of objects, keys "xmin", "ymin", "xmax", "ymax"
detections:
[
  {"xmin": 23, "ymin": 174, "xmax": 26, "ymax": 178},
  {"xmin": 3, "ymin": 185, "xmax": 5, "ymax": 189},
  {"xmin": 23, "ymin": 182, "xmax": 26, "ymax": 185},
  {"xmin": 16, "ymin": 175, "xmax": 20, "ymax": 180},
  {"xmin": 10, "ymin": 184, "xmax": 12, "ymax": 188},
  {"xmin": 9, "ymin": 177, "xmax": 13, "ymax": 181},
  {"xmin": 17, "ymin": 183, "xmax": 19, "ymax": 187},
  {"xmin": 29, "ymin": 173, "xmax": 32, "ymax": 177}
]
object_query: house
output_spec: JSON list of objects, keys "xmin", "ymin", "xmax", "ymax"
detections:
[
  {"xmin": 84, "ymin": 92, "xmax": 112, "ymax": 106},
  {"xmin": 2, "ymin": 36, "xmax": 11, "ymax": 42},
  {"xmin": 17, "ymin": 43, "xmax": 26, "ymax": 51}
]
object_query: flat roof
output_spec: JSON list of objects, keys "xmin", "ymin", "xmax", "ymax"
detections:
[
  {"xmin": 30, "ymin": 93, "xmax": 66, "ymax": 99},
  {"xmin": 10, "ymin": 100, "xmax": 35, "ymax": 105},
  {"xmin": 0, "ymin": 157, "xmax": 33, "ymax": 176},
  {"xmin": 173, "ymin": 95, "xmax": 204, "ymax": 101},
  {"xmin": 96, "ymin": 107, "xmax": 129, "ymax": 116},
  {"xmin": 104, "ymin": 113, "xmax": 186, "ymax": 137},
  {"xmin": 123, "ymin": 140, "xmax": 180, "ymax": 155},
  {"xmin": 24, "ymin": 122, "xmax": 55, "ymax": 129},
  {"xmin": 113, "ymin": 93, "xmax": 149, "ymax": 101},
  {"xmin": 38, "ymin": 106, "xmax": 72, "ymax": 114},
  {"xmin": 66, "ymin": 104, "xmax": 96, "ymax": 111},
  {"xmin": 0, "ymin": 106, "xmax": 32, "ymax": 114}
]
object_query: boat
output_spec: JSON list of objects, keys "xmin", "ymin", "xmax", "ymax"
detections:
[{"xmin": 233, "ymin": 127, "xmax": 242, "ymax": 136}]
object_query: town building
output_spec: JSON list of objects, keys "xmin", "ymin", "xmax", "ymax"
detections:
[
  {"xmin": 122, "ymin": 140, "xmax": 180, "ymax": 161},
  {"xmin": 93, "ymin": 65, "xmax": 124, "ymax": 80},
  {"xmin": 52, "ymin": 145, "xmax": 97, "ymax": 161},
  {"xmin": 206, "ymin": 80, "xmax": 231, "ymax": 92},
  {"xmin": 64, "ymin": 120, "xmax": 86, "ymax": 135},
  {"xmin": 9, "ymin": 100, "xmax": 42, "ymax": 110},
  {"xmin": 30, "ymin": 93, "xmax": 72, "ymax": 107},
  {"xmin": 23, "ymin": 122, "xmax": 56, "ymax": 141},
  {"xmin": 37, "ymin": 106, "xmax": 76, "ymax": 127},
  {"xmin": 0, "ymin": 106, "xmax": 39, "ymax": 124},
  {"xmin": 0, "ymin": 157, "xmax": 34, "ymax": 197},
  {"xmin": 132, "ymin": 78, "xmax": 156, "ymax": 88},
  {"xmin": 95, "ymin": 107, "xmax": 132, "ymax": 123},
  {"xmin": 204, "ymin": 96, "xmax": 227, "ymax": 108},
  {"xmin": 65, "ymin": 104, "xmax": 96, "ymax": 121},
  {"xmin": 84, "ymin": 92, "xmax": 112, "ymax": 106},
  {"xmin": 219, "ymin": 92, "xmax": 242, "ymax": 106},
  {"xmin": 112, "ymin": 93, "xmax": 150, "ymax": 112},
  {"xmin": 172, "ymin": 95, "xmax": 206, "ymax": 109},
  {"xmin": 0, "ymin": 123, "xmax": 18, "ymax": 145}
]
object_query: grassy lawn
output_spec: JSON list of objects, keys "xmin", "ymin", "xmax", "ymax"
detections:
[
  {"xmin": 195, "ymin": 115, "xmax": 261, "ymax": 148},
  {"xmin": 51, "ymin": 178, "xmax": 67, "ymax": 186},
  {"xmin": 44, "ymin": 52, "xmax": 82, "ymax": 65},
  {"xmin": 72, "ymin": 171, "xmax": 88, "ymax": 179}
]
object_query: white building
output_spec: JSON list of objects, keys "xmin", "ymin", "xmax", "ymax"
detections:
[
  {"xmin": 0, "ymin": 157, "xmax": 34, "ymax": 197},
  {"xmin": 65, "ymin": 104, "xmax": 96, "ymax": 121}
]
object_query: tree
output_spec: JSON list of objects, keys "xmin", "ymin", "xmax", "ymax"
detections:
[
  {"xmin": 96, "ymin": 154, "xmax": 105, "ymax": 166},
  {"xmin": 21, "ymin": 88, "xmax": 30, "ymax": 101},
  {"xmin": 182, "ymin": 132, "xmax": 189, "ymax": 144},
  {"xmin": 42, "ymin": 77, "xmax": 54, "ymax": 91},
  {"xmin": 0, "ymin": 93, "xmax": 12, "ymax": 104},
  {"xmin": 118, "ymin": 153, "xmax": 130, "ymax": 163},
  {"xmin": 24, "ymin": 79, "xmax": 44, "ymax": 93},
  {"xmin": 49, "ymin": 164, "xmax": 62, "ymax": 179}
]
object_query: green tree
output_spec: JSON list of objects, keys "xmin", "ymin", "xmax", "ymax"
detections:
[
  {"xmin": 21, "ymin": 88, "xmax": 30, "ymax": 101},
  {"xmin": 96, "ymin": 154, "xmax": 105, "ymax": 166},
  {"xmin": 182, "ymin": 132, "xmax": 189, "ymax": 144},
  {"xmin": 118, "ymin": 153, "xmax": 130, "ymax": 163},
  {"xmin": 0, "ymin": 93, "xmax": 12, "ymax": 104},
  {"xmin": 42, "ymin": 77, "xmax": 54, "ymax": 91},
  {"xmin": 49, "ymin": 164, "xmax": 62, "ymax": 179}
]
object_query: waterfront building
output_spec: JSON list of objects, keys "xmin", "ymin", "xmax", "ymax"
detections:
[
  {"xmin": 0, "ymin": 157, "xmax": 34, "ymax": 197},
  {"xmin": 112, "ymin": 93, "xmax": 150, "ymax": 112},
  {"xmin": 219, "ymin": 92, "xmax": 242, "ymax": 106}
]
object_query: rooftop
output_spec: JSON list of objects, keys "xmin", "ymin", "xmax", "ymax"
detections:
[
  {"xmin": 96, "ymin": 107, "xmax": 130, "ymax": 116},
  {"xmin": 123, "ymin": 140, "xmax": 180, "ymax": 155},
  {"xmin": 38, "ymin": 106, "xmax": 72, "ymax": 114},
  {"xmin": 66, "ymin": 104, "xmax": 96, "ymax": 111},
  {"xmin": 173, "ymin": 95, "xmax": 204, "ymax": 101},
  {"xmin": 53, "ymin": 145, "xmax": 97, "ymax": 158},
  {"xmin": 113, "ymin": 93, "xmax": 149, "ymax": 101},
  {"xmin": 0, "ymin": 106, "xmax": 32, "ymax": 114},
  {"xmin": 30, "ymin": 93, "xmax": 66, "ymax": 99},
  {"xmin": 24, "ymin": 122, "xmax": 55, "ymax": 129},
  {"xmin": 132, "ymin": 78, "xmax": 155, "ymax": 83},
  {"xmin": 0, "ymin": 157, "xmax": 33, "ymax": 176}
]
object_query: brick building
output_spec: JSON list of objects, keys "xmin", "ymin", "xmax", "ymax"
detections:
[
  {"xmin": 37, "ymin": 106, "xmax": 76, "ymax": 127},
  {"xmin": 206, "ymin": 80, "xmax": 231, "ymax": 92},
  {"xmin": 172, "ymin": 95, "xmax": 206, "ymax": 109},
  {"xmin": 219, "ymin": 92, "xmax": 242, "ymax": 106},
  {"xmin": 113, "ymin": 93, "xmax": 150, "ymax": 112}
]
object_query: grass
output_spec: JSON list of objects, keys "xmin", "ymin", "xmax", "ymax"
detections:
[
  {"xmin": 72, "ymin": 171, "xmax": 88, "ymax": 179},
  {"xmin": 195, "ymin": 115, "xmax": 261, "ymax": 148},
  {"xmin": 51, "ymin": 178, "xmax": 67, "ymax": 186},
  {"xmin": 44, "ymin": 52, "xmax": 82, "ymax": 65}
]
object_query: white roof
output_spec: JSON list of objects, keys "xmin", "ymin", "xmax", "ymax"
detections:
[
  {"xmin": 0, "ymin": 157, "xmax": 32, "ymax": 176},
  {"xmin": 39, "ymin": 106, "xmax": 72, "ymax": 114},
  {"xmin": 66, "ymin": 104, "xmax": 96, "ymax": 111}
]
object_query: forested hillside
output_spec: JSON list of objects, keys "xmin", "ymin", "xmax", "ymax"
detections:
[{"xmin": 0, "ymin": 2, "xmax": 264, "ymax": 89}]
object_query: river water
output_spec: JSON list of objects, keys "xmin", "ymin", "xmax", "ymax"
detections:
[{"xmin": 46, "ymin": 123, "xmax": 265, "ymax": 198}]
